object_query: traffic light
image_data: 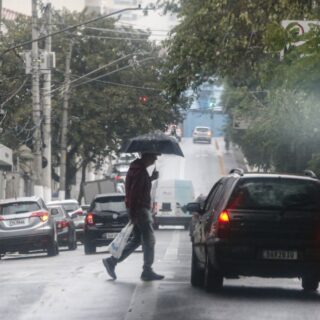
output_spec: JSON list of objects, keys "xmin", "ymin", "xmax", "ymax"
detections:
[{"xmin": 139, "ymin": 95, "xmax": 148, "ymax": 104}]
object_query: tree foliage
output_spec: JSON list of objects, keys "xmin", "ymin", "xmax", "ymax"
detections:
[
  {"xmin": 159, "ymin": 0, "xmax": 320, "ymax": 173},
  {"xmin": 0, "ymin": 7, "xmax": 178, "ymax": 197}
]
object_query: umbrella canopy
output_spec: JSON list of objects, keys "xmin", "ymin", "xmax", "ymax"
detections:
[{"xmin": 121, "ymin": 131, "xmax": 184, "ymax": 157}]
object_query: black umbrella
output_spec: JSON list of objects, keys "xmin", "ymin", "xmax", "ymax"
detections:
[{"xmin": 121, "ymin": 131, "xmax": 184, "ymax": 157}]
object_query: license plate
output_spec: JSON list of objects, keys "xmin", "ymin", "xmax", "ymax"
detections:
[
  {"xmin": 103, "ymin": 233, "xmax": 118, "ymax": 239},
  {"xmin": 8, "ymin": 219, "xmax": 27, "ymax": 226},
  {"xmin": 262, "ymin": 250, "xmax": 298, "ymax": 260}
]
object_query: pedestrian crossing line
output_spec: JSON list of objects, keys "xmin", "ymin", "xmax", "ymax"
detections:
[{"xmin": 164, "ymin": 231, "xmax": 180, "ymax": 261}]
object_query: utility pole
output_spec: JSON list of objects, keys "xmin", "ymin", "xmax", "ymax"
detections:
[
  {"xmin": 42, "ymin": 3, "xmax": 52, "ymax": 202},
  {"xmin": 59, "ymin": 40, "xmax": 73, "ymax": 200},
  {"xmin": 31, "ymin": 0, "xmax": 43, "ymax": 197}
]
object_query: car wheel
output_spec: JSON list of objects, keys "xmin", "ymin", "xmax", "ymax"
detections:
[
  {"xmin": 68, "ymin": 231, "xmax": 78, "ymax": 251},
  {"xmin": 302, "ymin": 275, "xmax": 319, "ymax": 292},
  {"xmin": 47, "ymin": 240, "xmax": 59, "ymax": 257},
  {"xmin": 84, "ymin": 241, "xmax": 96, "ymax": 254},
  {"xmin": 191, "ymin": 245, "xmax": 204, "ymax": 287},
  {"xmin": 204, "ymin": 254, "xmax": 223, "ymax": 292}
]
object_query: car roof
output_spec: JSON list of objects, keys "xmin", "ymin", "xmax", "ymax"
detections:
[
  {"xmin": 93, "ymin": 193, "xmax": 125, "ymax": 199},
  {"xmin": 194, "ymin": 126, "xmax": 210, "ymax": 130},
  {"xmin": 0, "ymin": 196, "xmax": 42, "ymax": 204},
  {"xmin": 47, "ymin": 199, "xmax": 79, "ymax": 205},
  {"xmin": 236, "ymin": 172, "xmax": 319, "ymax": 182}
]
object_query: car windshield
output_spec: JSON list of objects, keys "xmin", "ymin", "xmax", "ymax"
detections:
[
  {"xmin": 93, "ymin": 197, "xmax": 126, "ymax": 212},
  {"xmin": 228, "ymin": 178, "xmax": 320, "ymax": 211},
  {"xmin": 0, "ymin": 202, "xmax": 41, "ymax": 215}
]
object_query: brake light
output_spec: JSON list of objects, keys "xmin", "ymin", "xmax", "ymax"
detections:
[
  {"xmin": 31, "ymin": 211, "xmax": 49, "ymax": 222},
  {"xmin": 86, "ymin": 213, "xmax": 95, "ymax": 225},
  {"xmin": 0, "ymin": 215, "xmax": 4, "ymax": 221},
  {"xmin": 218, "ymin": 210, "xmax": 230, "ymax": 223},
  {"xmin": 57, "ymin": 220, "xmax": 69, "ymax": 229},
  {"xmin": 210, "ymin": 210, "xmax": 230, "ymax": 237}
]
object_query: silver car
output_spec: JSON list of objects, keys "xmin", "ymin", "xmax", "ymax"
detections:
[
  {"xmin": 192, "ymin": 126, "xmax": 212, "ymax": 144},
  {"xmin": 0, "ymin": 196, "xmax": 59, "ymax": 258},
  {"xmin": 47, "ymin": 199, "xmax": 85, "ymax": 243}
]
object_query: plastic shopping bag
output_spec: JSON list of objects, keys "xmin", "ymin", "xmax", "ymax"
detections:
[{"xmin": 108, "ymin": 223, "xmax": 133, "ymax": 259}]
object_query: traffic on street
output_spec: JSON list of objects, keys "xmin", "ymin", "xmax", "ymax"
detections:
[{"xmin": 1, "ymin": 139, "xmax": 320, "ymax": 320}]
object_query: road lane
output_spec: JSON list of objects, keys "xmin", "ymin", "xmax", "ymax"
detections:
[{"xmin": 1, "ymin": 230, "xmax": 320, "ymax": 320}]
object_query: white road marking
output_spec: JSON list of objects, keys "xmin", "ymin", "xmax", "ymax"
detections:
[{"xmin": 164, "ymin": 231, "xmax": 180, "ymax": 261}]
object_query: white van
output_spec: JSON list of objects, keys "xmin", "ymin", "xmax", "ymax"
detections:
[{"xmin": 151, "ymin": 179, "xmax": 195, "ymax": 229}]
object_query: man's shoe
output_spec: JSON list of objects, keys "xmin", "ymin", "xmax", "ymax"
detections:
[
  {"xmin": 141, "ymin": 270, "xmax": 164, "ymax": 281},
  {"xmin": 102, "ymin": 257, "xmax": 117, "ymax": 280}
]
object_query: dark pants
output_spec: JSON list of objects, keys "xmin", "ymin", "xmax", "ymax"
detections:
[{"xmin": 117, "ymin": 208, "xmax": 155, "ymax": 271}]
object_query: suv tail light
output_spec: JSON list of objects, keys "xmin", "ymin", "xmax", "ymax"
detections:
[
  {"xmin": 57, "ymin": 220, "xmax": 69, "ymax": 229},
  {"xmin": 31, "ymin": 211, "xmax": 49, "ymax": 222},
  {"xmin": 0, "ymin": 215, "xmax": 4, "ymax": 221},
  {"xmin": 210, "ymin": 210, "xmax": 231, "ymax": 237},
  {"xmin": 85, "ymin": 213, "xmax": 95, "ymax": 225}
]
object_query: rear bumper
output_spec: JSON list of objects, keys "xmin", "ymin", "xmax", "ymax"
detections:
[
  {"xmin": 207, "ymin": 239, "xmax": 320, "ymax": 278},
  {"xmin": 0, "ymin": 232, "xmax": 54, "ymax": 253},
  {"xmin": 84, "ymin": 225, "xmax": 125, "ymax": 247},
  {"xmin": 57, "ymin": 229, "xmax": 69, "ymax": 245}
]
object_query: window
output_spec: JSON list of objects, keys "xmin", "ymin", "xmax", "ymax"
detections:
[
  {"xmin": 94, "ymin": 196, "xmax": 126, "ymax": 212},
  {"xmin": 0, "ymin": 202, "xmax": 40, "ymax": 215},
  {"xmin": 227, "ymin": 178, "xmax": 320, "ymax": 211}
]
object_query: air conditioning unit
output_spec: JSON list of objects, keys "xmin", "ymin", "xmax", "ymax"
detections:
[{"xmin": 40, "ymin": 51, "xmax": 56, "ymax": 71}]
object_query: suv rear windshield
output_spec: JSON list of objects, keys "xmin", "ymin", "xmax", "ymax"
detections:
[
  {"xmin": 195, "ymin": 127, "xmax": 210, "ymax": 132},
  {"xmin": 93, "ymin": 196, "xmax": 126, "ymax": 212},
  {"xmin": 227, "ymin": 178, "xmax": 320, "ymax": 211},
  {"xmin": 0, "ymin": 202, "xmax": 41, "ymax": 215}
]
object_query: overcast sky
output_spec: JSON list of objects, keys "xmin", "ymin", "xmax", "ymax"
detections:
[{"xmin": 3, "ymin": 0, "xmax": 85, "ymax": 15}]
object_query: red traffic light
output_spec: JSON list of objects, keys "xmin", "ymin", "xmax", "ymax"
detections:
[{"xmin": 139, "ymin": 95, "xmax": 148, "ymax": 104}]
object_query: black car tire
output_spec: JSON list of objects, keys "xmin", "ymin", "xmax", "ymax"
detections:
[
  {"xmin": 47, "ymin": 240, "xmax": 59, "ymax": 257},
  {"xmin": 191, "ymin": 245, "xmax": 204, "ymax": 287},
  {"xmin": 68, "ymin": 231, "xmax": 78, "ymax": 251},
  {"xmin": 84, "ymin": 241, "xmax": 96, "ymax": 254},
  {"xmin": 302, "ymin": 275, "xmax": 319, "ymax": 292},
  {"xmin": 204, "ymin": 254, "xmax": 223, "ymax": 292}
]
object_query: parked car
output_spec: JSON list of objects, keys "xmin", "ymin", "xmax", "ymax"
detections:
[
  {"xmin": 115, "ymin": 153, "xmax": 137, "ymax": 165},
  {"xmin": 192, "ymin": 126, "xmax": 212, "ymax": 144},
  {"xmin": 46, "ymin": 199, "xmax": 85, "ymax": 243},
  {"xmin": 188, "ymin": 169, "xmax": 320, "ymax": 292},
  {"xmin": 0, "ymin": 196, "xmax": 59, "ymax": 258},
  {"xmin": 83, "ymin": 193, "xmax": 128, "ymax": 254},
  {"xmin": 47, "ymin": 205, "xmax": 77, "ymax": 250}
]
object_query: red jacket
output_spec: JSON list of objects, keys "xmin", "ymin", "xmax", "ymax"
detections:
[{"xmin": 125, "ymin": 159, "xmax": 151, "ymax": 214}]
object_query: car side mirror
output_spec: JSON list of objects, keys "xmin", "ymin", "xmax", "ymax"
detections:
[{"xmin": 186, "ymin": 202, "xmax": 202, "ymax": 213}]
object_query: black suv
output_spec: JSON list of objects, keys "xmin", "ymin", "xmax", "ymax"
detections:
[
  {"xmin": 83, "ymin": 193, "xmax": 128, "ymax": 254},
  {"xmin": 188, "ymin": 169, "xmax": 320, "ymax": 292}
]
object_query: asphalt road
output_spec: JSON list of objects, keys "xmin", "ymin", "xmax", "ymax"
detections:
[{"xmin": 1, "ymin": 138, "xmax": 319, "ymax": 320}]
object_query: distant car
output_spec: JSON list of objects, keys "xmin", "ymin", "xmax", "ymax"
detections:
[
  {"xmin": 115, "ymin": 153, "xmax": 137, "ymax": 165},
  {"xmin": 47, "ymin": 205, "xmax": 77, "ymax": 250},
  {"xmin": 192, "ymin": 126, "xmax": 212, "ymax": 144},
  {"xmin": 83, "ymin": 193, "xmax": 128, "ymax": 254},
  {"xmin": 165, "ymin": 124, "xmax": 182, "ymax": 142},
  {"xmin": 0, "ymin": 196, "xmax": 59, "ymax": 258},
  {"xmin": 46, "ymin": 199, "xmax": 85, "ymax": 243},
  {"xmin": 188, "ymin": 169, "xmax": 320, "ymax": 292}
]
